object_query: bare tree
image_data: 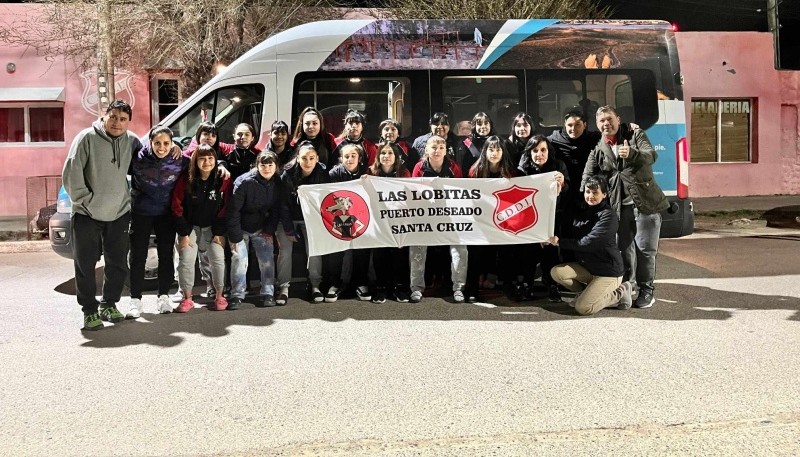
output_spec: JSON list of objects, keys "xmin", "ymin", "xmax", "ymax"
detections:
[{"xmin": 0, "ymin": 0, "xmax": 344, "ymax": 101}]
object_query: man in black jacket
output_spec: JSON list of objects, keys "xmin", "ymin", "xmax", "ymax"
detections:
[{"xmin": 582, "ymin": 106, "xmax": 668, "ymax": 309}]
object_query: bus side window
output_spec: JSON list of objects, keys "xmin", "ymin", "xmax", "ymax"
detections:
[
  {"xmin": 168, "ymin": 84, "xmax": 265, "ymax": 146},
  {"xmin": 294, "ymin": 76, "xmax": 412, "ymax": 143},
  {"xmin": 441, "ymin": 74, "xmax": 520, "ymax": 137},
  {"xmin": 535, "ymin": 79, "xmax": 583, "ymax": 135}
]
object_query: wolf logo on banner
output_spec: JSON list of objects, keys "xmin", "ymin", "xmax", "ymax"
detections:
[
  {"xmin": 320, "ymin": 191, "xmax": 370, "ymax": 240},
  {"xmin": 493, "ymin": 185, "xmax": 538, "ymax": 234}
]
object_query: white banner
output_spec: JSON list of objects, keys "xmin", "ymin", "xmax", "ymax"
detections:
[{"xmin": 298, "ymin": 173, "xmax": 559, "ymax": 256}]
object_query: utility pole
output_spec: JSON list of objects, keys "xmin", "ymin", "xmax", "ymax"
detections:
[
  {"xmin": 768, "ymin": 0, "xmax": 779, "ymax": 69},
  {"xmin": 96, "ymin": 0, "xmax": 115, "ymax": 113}
]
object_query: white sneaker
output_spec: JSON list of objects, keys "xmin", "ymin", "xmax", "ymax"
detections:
[
  {"xmin": 157, "ymin": 294, "xmax": 173, "ymax": 314},
  {"xmin": 453, "ymin": 290, "xmax": 465, "ymax": 303},
  {"xmin": 126, "ymin": 298, "xmax": 143, "ymax": 319},
  {"xmin": 171, "ymin": 290, "xmax": 183, "ymax": 302}
]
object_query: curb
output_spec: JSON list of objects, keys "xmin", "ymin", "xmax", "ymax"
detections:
[{"xmin": 0, "ymin": 240, "xmax": 52, "ymax": 254}]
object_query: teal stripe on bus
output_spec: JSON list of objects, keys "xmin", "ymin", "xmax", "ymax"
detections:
[{"xmin": 477, "ymin": 19, "xmax": 559, "ymax": 70}]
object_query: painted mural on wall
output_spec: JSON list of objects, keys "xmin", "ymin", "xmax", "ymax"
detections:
[{"xmin": 79, "ymin": 70, "xmax": 136, "ymax": 116}]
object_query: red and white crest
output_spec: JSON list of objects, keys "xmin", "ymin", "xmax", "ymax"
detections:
[
  {"xmin": 492, "ymin": 185, "xmax": 538, "ymax": 234},
  {"xmin": 80, "ymin": 70, "xmax": 136, "ymax": 116}
]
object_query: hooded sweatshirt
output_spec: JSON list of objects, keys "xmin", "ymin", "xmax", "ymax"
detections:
[{"xmin": 62, "ymin": 119, "xmax": 141, "ymax": 222}]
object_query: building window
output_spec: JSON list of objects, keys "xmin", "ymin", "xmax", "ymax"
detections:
[
  {"xmin": 0, "ymin": 105, "xmax": 64, "ymax": 144},
  {"xmin": 690, "ymin": 98, "xmax": 753, "ymax": 163},
  {"xmin": 150, "ymin": 76, "xmax": 180, "ymax": 123}
]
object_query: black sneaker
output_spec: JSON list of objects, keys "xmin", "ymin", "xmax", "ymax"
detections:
[
  {"xmin": 356, "ymin": 286, "xmax": 372, "ymax": 301},
  {"xmin": 394, "ymin": 288, "xmax": 410, "ymax": 303},
  {"xmin": 514, "ymin": 283, "xmax": 531, "ymax": 302},
  {"xmin": 310, "ymin": 288, "xmax": 324, "ymax": 303},
  {"xmin": 371, "ymin": 289, "xmax": 387, "ymax": 304},
  {"xmin": 547, "ymin": 285, "xmax": 562, "ymax": 303},
  {"xmin": 634, "ymin": 289, "xmax": 655, "ymax": 309},
  {"xmin": 259, "ymin": 295, "xmax": 276, "ymax": 307},
  {"xmin": 324, "ymin": 286, "xmax": 340, "ymax": 303},
  {"xmin": 227, "ymin": 297, "xmax": 242, "ymax": 311},
  {"xmin": 204, "ymin": 286, "xmax": 216, "ymax": 299}
]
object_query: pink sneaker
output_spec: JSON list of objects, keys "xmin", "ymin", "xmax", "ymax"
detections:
[
  {"xmin": 176, "ymin": 298, "xmax": 194, "ymax": 313},
  {"xmin": 212, "ymin": 295, "xmax": 228, "ymax": 311}
]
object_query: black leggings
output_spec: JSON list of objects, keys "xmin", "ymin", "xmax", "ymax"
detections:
[{"xmin": 129, "ymin": 213, "xmax": 176, "ymax": 298}]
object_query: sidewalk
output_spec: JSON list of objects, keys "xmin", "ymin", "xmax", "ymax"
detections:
[{"xmin": 693, "ymin": 195, "xmax": 798, "ymax": 213}]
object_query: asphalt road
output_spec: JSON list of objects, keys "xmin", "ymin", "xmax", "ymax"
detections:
[{"xmin": 1, "ymin": 233, "xmax": 799, "ymax": 456}]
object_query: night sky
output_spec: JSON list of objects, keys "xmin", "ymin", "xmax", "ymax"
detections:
[{"xmin": 599, "ymin": 0, "xmax": 769, "ymax": 32}]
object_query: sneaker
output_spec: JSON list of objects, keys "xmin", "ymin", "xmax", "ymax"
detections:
[
  {"xmin": 634, "ymin": 289, "xmax": 655, "ymax": 309},
  {"xmin": 157, "ymin": 295, "xmax": 173, "ymax": 314},
  {"xmin": 547, "ymin": 285, "xmax": 562, "ymax": 303},
  {"xmin": 260, "ymin": 295, "xmax": 276, "ymax": 308},
  {"xmin": 324, "ymin": 286, "xmax": 340, "ymax": 303},
  {"xmin": 453, "ymin": 290, "xmax": 465, "ymax": 303},
  {"xmin": 211, "ymin": 295, "xmax": 228, "ymax": 311},
  {"xmin": 356, "ymin": 286, "xmax": 372, "ymax": 301},
  {"xmin": 513, "ymin": 283, "xmax": 531, "ymax": 302},
  {"xmin": 83, "ymin": 312, "xmax": 103, "ymax": 331},
  {"xmin": 227, "ymin": 297, "xmax": 242, "ymax": 311},
  {"xmin": 176, "ymin": 298, "xmax": 194, "ymax": 313},
  {"xmin": 276, "ymin": 291, "xmax": 289, "ymax": 306},
  {"xmin": 204, "ymin": 285, "xmax": 216, "ymax": 299},
  {"xmin": 616, "ymin": 282, "xmax": 633, "ymax": 310},
  {"xmin": 371, "ymin": 289, "xmax": 387, "ymax": 304},
  {"xmin": 409, "ymin": 290, "xmax": 423, "ymax": 303},
  {"xmin": 171, "ymin": 290, "xmax": 183, "ymax": 303},
  {"xmin": 394, "ymin": 288, "xmax": 410, "ymax": 303},
  {"xmin": 223, "ymin": 285, "xmax": 232, "ymax": 299},
  {"xmin": 466, "ymin": 293, "xmax": 480, "ymax": 303},
  {"xmin": 311, "ymin": 288, "xmax": 324, "ymax": 303},
  {"xmin": 99, "ymin": 305, "xmax": 124, "ymax": 323},
  {"xmin": 126, "ymin": 298, "xmax": 143, "ymax": 319}
]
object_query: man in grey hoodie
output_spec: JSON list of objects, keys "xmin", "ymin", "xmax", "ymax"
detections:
[{"xmin": 62, "ymin": 100, "xmax": 142, "ymax": 330}]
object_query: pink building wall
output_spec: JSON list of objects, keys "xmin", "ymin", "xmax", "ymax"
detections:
[
  {"xmin": 677, "ymin": 32, "xmax": 800, "ymax": 197},
  {"xmin": 0, "ymin": 4, "xmax": 152, "ymax": 216}
]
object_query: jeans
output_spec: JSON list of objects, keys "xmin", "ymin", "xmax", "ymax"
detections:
[
  {"xmin": 550, "ymin": 263, "xmax": 623, "ymax": 316},
  {"xmin": 72, "ymin": 212, "xmax": 130, "ymax": 315},
  {"xmin": 176, "ymin": 226, "xmax": 224, "ymax": 296},
  {"xmin": 618, "ymin": 205, "xmax": 662, "ymax": 293},
  {"xmin": 275, "ymin": 222, "xmax": 322, "ymax": 290},
  {"xmin": 409, "ymin": 245, "xmax": 467, "ymax": 293},
  {"xmin": 230, "ymin": 230, "xmax": 275, "ymax": 298}
]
